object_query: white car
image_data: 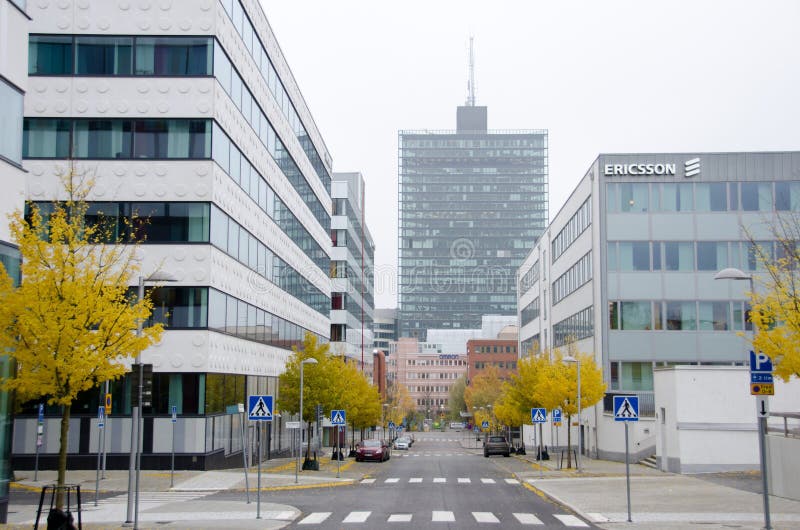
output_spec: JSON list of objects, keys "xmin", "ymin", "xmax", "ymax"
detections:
[{"xmin": 393, "ymin": 437, "xmax": 410, "ymax": 450}]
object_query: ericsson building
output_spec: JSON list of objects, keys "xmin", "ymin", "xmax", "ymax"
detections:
[
  {"xmin": 398, "ymin": 104, "xmax": 548, "ymax": 340},
  {"xmin": 14, "ymin": 0, "xmax": 332, "ymax": 469},
  {"xmin": 517, "ymin": 151, "xmax": 800, "ymax": 462}
]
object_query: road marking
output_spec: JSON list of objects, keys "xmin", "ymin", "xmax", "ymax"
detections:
[
  {"xmin": 505, "ymin": 478, "xmax": 520, "ymax": 484},
  {"xmin": 432, "ymin": 511, "xmax": 455, "ymax": 522},
  {"xmin": 360, "ymin": 479, "xmax": 376, "ymax": 484},
  {"xmin": 409, "ymin": 477, "xmax": 423, "ymax": 483},
  {"xmin": 298, "ymin": 512, "xmax": 331, "ymax": 524},
  {"xmin": 388, "ymin": 514, "xmax": 413, "ymax": 522},
  {"xmin": 586, "ymin": 513, "xmax": 610, "ymax": 522},
  {"xmin": 458, "ymin": 477, "xmax": 471, "ymax": 483},
  {"xmin": 342, "ymin": 511, "xmax": 371, "ymax": 523},
  {"xmin": 481, "ymin": 478, "xmax": 496, "ymax": 484},
  {"xmin": 472, "ymin": 512, "xmax": 500, "ymax": 523},
  {"xmin": 385, "ymin": 478, "xmax": 400, "ymax": 483},
  {"xmin": 433, "ymin": 477, "xmax": 446, "ymax": 483},
  {"xmin": 513, "ymin": 513, "xmax": 544, "ymax": 525},
  {"xmin": 553, "ymin": 514, "xmax": 589, "ymax": 527}
]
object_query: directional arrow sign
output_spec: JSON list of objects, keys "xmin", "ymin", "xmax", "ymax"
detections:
[{"xmin": 757, "ymin": 396, "xmax": 769, "ymax": 418}]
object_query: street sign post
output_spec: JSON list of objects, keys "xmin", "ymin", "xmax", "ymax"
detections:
[
  {"xmin": 95, "ymin": 406, "xmax": 105, "ymax": 506},
  {"xmin": 247, "ymin": 395, "xmax": 273, "ymax": 519},
  {"xmin": 170, "ymin": 405, "xmax": 178, "ymax": 488},
  {"xmin": 614, "ymin": 395, "xmax": 639, "ymax": 522},
  {"xmin": 331, "ymin": 410, "xmax": 346, "ymax": 478},
  {"xmin": 34, "ymin": 403, "xmax": 44, "ymax": 481},
  {"xmin": 749, "ymin": 350, "xmax": 774, "ymax": 530}
]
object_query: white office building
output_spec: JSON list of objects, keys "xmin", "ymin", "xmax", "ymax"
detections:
[
  {"xmin": 518, "ymin": 151, "xmax": 800, "ymax": 462},
  {"xmin": 13, "ymin": 0, "xmax": 333, "ymax": 469},
  {"xmin": 330, "ymin": 172, "xmax": 375, "ymax": 375}
]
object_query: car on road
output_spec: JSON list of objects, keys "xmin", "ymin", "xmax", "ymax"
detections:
[
  {"xmin": 393, "ymin": 436, "xmax": 411, "ymax": 450},
  {"xmin": 483, "ymin": 435, "xmax": 511, "ymax": 458},
  {"xmin": 355, "ymin": 439, "xmax": 391, "ymax": 462}
]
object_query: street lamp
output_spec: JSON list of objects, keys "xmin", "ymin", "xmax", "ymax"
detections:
[
  {"xmin": 126, "ymin": 271, "xmax": 176, "ymax": 528},
  {"xmin": 296, "ymin": 357, "xmax": 318, "ymax": 483},
  {"xmin": 562, "ymin": 355, "xmax": 582, "ymax": 473},
  {"xmin": 714, "ymin": 267, "xmax": 771, "ymax": 529}
]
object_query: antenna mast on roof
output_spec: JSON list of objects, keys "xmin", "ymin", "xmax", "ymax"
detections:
[{"xmin": 466, "ymin": 36, "xmax": 476, "ymax": 106}]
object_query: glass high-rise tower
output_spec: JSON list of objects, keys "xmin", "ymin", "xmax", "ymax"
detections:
[{"xmin": 398, "ymin": 105, "xmax": 548, "ymax": 340}]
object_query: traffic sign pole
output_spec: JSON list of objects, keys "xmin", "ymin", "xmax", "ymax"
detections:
[
  {"xmin": 256, "ymin": 424, "xmax": 261, "ymax": 519},
  {"xmin": 625, "ymin": 421, "xmax": 632, "ymax": 523},
  {"xmin": 95, "ymin": 406, "xmax": 104, "ymax": 506},
  {"xmin": 749, "ymin": 350, "xmax": 773, "ymax": 530},
  {"xmin": 34, "ymin": 403, "xmax": 43, "ymax": 482},
  {"xmin": 170, "ymin": 405, "xmax": 177, "ymax": 488}
]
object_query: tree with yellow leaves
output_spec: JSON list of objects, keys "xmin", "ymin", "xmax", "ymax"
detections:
[
  {"xmin": 464, "ymin": 365, "xmax": 504, "ymax": 432},
  {"xmin": 0, "ymin": 171, "xmax": 163, "ymax": 509},
  {"xmin": 385, "ymin": 380, "xmax": 414, "ymax": 427}
]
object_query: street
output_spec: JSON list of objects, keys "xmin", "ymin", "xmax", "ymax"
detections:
[{"xmin": 230, "ymin": 431, "xmax": 595, "ymax": 528}]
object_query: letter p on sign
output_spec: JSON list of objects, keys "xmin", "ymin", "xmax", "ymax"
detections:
[{"xmin": 750, "ymin": 351, "xmax": 773, "ymax": 373}]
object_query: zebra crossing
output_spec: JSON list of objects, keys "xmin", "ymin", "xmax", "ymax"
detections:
[
  {"xmin": 395, "ymin": 451, "xmax": 476, "ymax": 457},
  {"xmin": 296, "ymin": 510, "xmax": 589, "ymax": 526},
  {"xmin": 91, "ymin": 491, "xmax": 210, "ymax": 506},
  {"xmin": 360, "ymin": 477, "xmax": 520, "ymax": 485}
]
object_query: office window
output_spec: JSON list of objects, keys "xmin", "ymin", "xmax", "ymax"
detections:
[
  {"xmin": 75, "ymin": 36, "xmax": 133, "ymax": 75},
  {"xmin": 775, "ymin": 182, "xmax": 800, "ymax": 211},
  {"xmin": 663, "ymin": 242, "xmax": 694, "ymax": 271},
  {"xmin": 22, "ymin": 119, "xmax": 71, "ymax": 158},
  {"xmin": 146, "ymin": 286, "xmax": 208, "ymax": 328},
  {"xmin": 29, "ymin": 35, "xmax": 73, "ymax": 75},
  {"xmin": 620, "ymin": 301, "xmax": 651, "ymax": 330},
  {"xmin": 620, "ymin": 362, "xmax": 654, "ymax": 391},
  {"xmin": 658, "ymin": 183, "xmax": 692, "ymax": 212},
  {"xmin": 620, "ymin": 183, "xmax": 648, "ymax": 213},
  {"xmin": 741, "ymin": 182, "xmax": 772, "ymax": 212},
  {"xmin": 132, "ymin": 119, "xmax": 210, "ymax": 159},
  {"xmin": 0, "ymin": 81, "xmax": 23, "ymax": 164},
  {"xmin": 73, "ymin": 120, "xmax": 132, "ymax": 159},
  {"xmin": 135, "ymin": 37, "xmax": 213, "ymax": 76},
  {"xmin": 695, "ymin": 183, "xmax": 727, "ymax": 212},
  {"xmin": 619, "ymin": 242, "xmax": 650, "ymax": 271},
  {"xmin": 698, "ymin": 301, "xmax": 730, "ymax": 331},
  {"xmin": 665, "ymin": 301, "xmax": 697, "ymax": 330},
  {"xmin": 696, "ymin": 242, "xmax": 727, "ymax": 271}
]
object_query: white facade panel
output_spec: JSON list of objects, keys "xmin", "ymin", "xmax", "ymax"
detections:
[{"xmin": 0, "ymin": 1, "xmax": 29, "ymax": 88}]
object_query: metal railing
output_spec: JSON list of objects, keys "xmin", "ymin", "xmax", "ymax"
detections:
[{"xmin": 769, "ymin": 412, "xmax": 800, "ymax": 438}]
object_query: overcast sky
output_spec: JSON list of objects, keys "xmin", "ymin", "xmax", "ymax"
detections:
[{"xmin": 261, "ymin": 0, "xmax": 800, "ymax": 309}]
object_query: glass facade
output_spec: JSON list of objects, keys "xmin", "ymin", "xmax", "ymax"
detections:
[
  {"xmin": 398, "ymin": 129, "xmax": 548, "ymax": 338},
  {"xmin": 0, "ymin": 80, "xmax": 23, "ymax": 165}
]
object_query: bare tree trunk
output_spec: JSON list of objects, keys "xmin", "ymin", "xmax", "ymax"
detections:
[
  {"xmin": 56, "ymin": 404, "xmax": 71, "ymax": 510},
  {"xmin": 566, "ymin": 413, "xmax": 572, "ymax": 469}
]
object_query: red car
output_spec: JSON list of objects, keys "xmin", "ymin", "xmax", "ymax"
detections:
[{"xmin": 355, "ymin": 439, "xmax": 391, "ymax": 462}]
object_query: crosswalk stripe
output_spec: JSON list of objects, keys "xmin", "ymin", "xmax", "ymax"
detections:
[
  {"xmin": 505, "ymin": 478, "xmax": 520, "ymax": 484},
  {"xmin": 432, "ymin": 511, "xmax": 455, "ymax": 522},
  {"xmin": 361, "ymin": 478, "xmax": 376, "ymax": 484},
  {"xmin": 298, "ymin": 512, "xmax": 331, "ymax": 524},
  {"xmin": 342, "ymin": 511, "xmax": 371, "ymax": 523},
  {"xmin": 553, "ymin": 514, "xmax": 589, "ymax": 527},
  {"xmin": 388, "ymin": 514, "xmax": 413, "ymax": 522},
  {"xmin": 481, "ymin": 478, "xmax": 496, "ymax": 484},
  {"xmin": 472, "ymin": 511, "xmax": 500, "ymax": 523},
  {"xmin": 433, "ymin": 477, "xmax": 446, "ymax": 483},
  {"xmin": 409, "ymin": 477, "xmax": 423, "ymax": 483},
  {"xmin": 385, "ymin": 478, "xmax": 400, "ymax": 483},
  {"xmin": 514, "ymin": 513, "xmax": 544, "ymax": 525},
  {"xmin": 586, "ymin": 513, "xmax": 610, "ymax": 523},
  {"xmin": 458, "ymin": 478, "xmax": 471, "ymax": 483}
]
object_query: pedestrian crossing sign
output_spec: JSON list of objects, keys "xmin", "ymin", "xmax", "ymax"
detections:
[
  {"xmin": 248, "ymin": 394, "xmax": 273, "ymax": 421},
  {"xmin": 331, "ymin": 409, "xmax": 346, "ymax": 425},
  {"xmin": 613, "ymin": 395, "xmax": 639, "ymax": 422},
  {"xmin": 531, "ymin": 408, "xmax": 547, "ymax": 424}
]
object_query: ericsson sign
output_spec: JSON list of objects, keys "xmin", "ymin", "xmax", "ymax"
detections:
[{"xmin": 604, "ymin": 163, "xmax": 676, "ymax": 176}]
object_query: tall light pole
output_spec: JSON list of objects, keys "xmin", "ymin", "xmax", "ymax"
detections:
[
  {"xmin": 562, "ymin": 355, "xmax": 582, "ymax": 473},
  {"xmin": 715, "ymin": 267, "xmax": 770, "ymax": 529},
  {"xmin": 297, "ymin": 357, "xmax": 317, "ymax": 482},
  {"xmin": 126, "ymin": 272, "xmax": 176, "ymax": 528}
]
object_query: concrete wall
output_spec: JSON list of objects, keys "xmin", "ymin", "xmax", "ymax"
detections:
[
  {"xmin": 768, "ymin": 435, "xmax": 800, "ymax": 501},
  {"xmin": 654, "ymin": 365, "xmax": 800, "ymax": 473}
]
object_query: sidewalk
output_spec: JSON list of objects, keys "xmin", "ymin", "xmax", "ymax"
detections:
[
  {"xmin": 503, "ymin": 442, "xmax": 800, "ymax": 529},
  {"xmin": 4, "ymin": 453, "xmax": 362, "ymax": 529}
]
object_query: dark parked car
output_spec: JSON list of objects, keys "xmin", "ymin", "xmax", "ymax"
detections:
[
  {"xmin": 355, "ymin": 439, "xmax": 391, "ymax": 462},
  {"xmin": 483, "ymin": 435, "xmax": 511, "ymax": 458}
]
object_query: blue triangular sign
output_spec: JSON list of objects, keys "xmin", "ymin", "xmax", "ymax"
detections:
[
  {"xmin": 533, "ymin": 409, "xmax": 545, "ymax": 422},
  {"xmin": 250, "ymin": 396, "xmax": 271, "ymax": 419},
  {"xmin": 615, "ymin": 398, "xmax": 637, "ymax": 419}
]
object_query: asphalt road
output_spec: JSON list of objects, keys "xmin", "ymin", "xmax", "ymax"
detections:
[{"xmin": 220, "ymin": 430, "xmax": 596, "ymax": 529}]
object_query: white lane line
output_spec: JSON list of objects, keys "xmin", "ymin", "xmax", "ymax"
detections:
[
  {"xmin": 554, "ymin": 514, "xmax": 589, "ymax": 527},
  {"xmin": 586, "ymin": 513, "xmax": 610, "ymax": 522},
  {"xmin": 298, "ymin": 512, "xmax": 331, "ymax": 524},
  {"xmin": 388, "ymin": 514, "xmax": 413, "ymax": 522},
  {"xmin": 432, "ymin": 511, "xmax": 455, "ymax": 522},
  {"xmin": 385, "ymin": 478, "xmax": 400, "ymax": 483},
  {"xmin": 409, "ymin": 477, "xmax": 423, "ymax": 483},
  {"xmin": 342, "ymin": 511, "xmax": 371, "ymax": 523},
  {"xmin": 458, "ymin": 477, "xmax": 471, "ymax": 483},
  {"xmin": 472, "ymin": 512, "xmax": 500, "ymax": 523},
  {"xmin": 513, "ymin": 513, "xmax": 544, "ymax": 525},
  {"xmin": 505, "ymin": 478, "xmax": 520, "ymax": 484},
  {"xmin": 481, "ymin": 478, "xmax": 496, "ymax": 484},
  {"xmin": 361, "ymin": 478, "xmax": 376, "ymax": 484},
  {"xmin": 433, "ymin": 477, "xmax": 446, "ymax": 483}
]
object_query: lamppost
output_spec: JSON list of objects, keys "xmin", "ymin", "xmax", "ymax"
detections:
[
  {"xmin": 125, "ymin": 272, "xmax": 176, "ymax": 528},
  {"xmin": 562, "ymin": 355, "xmax": 582, "ymax": 473},
  {"xmin": 297, "ymin": 357, "xmax": 318, "ymax": 483},
  {"xmin": 714, "ymin": 267, "xmax": 771, "ymax": 529}
]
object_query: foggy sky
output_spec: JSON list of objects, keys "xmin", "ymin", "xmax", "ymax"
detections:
[{"xmin": 261, "ymin": 0, "xmax": 800, "ymax": 309}]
